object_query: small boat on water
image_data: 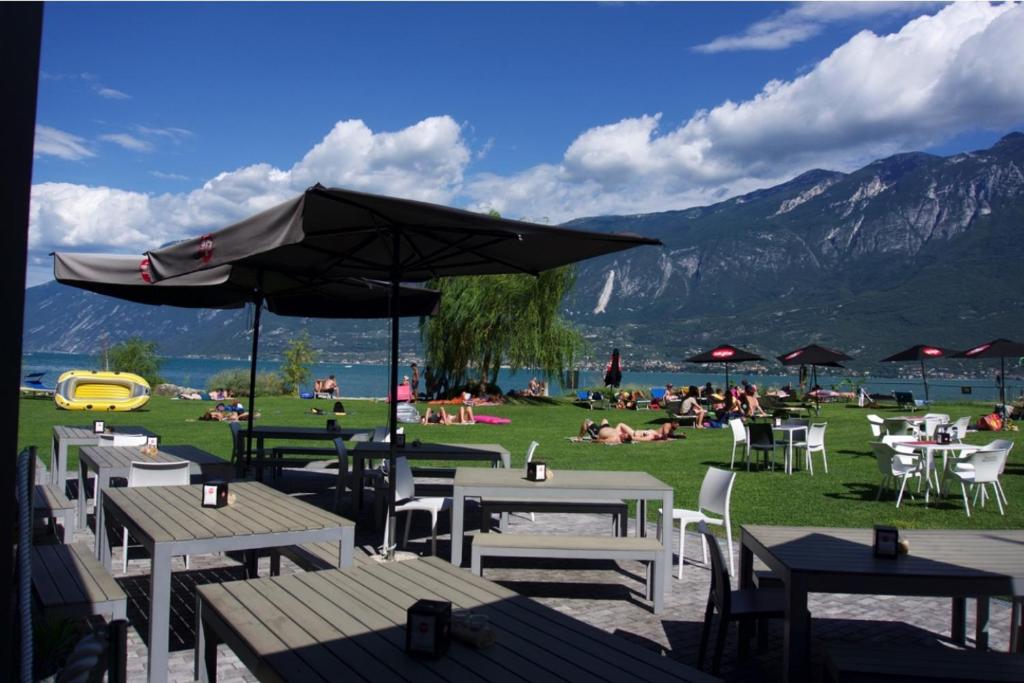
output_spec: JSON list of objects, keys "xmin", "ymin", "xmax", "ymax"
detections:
[{"xmin": 54, "ymin": 370, "xmax": 151, "ymax": 411}]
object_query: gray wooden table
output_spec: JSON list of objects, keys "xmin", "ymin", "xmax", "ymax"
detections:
[
  {"xmin": 78, "ymin": 444, "xmax": 228, "ymax": 558},
  {"xmin": 450, "ymin": 468, "xmax": 673, "ymax": 599},
  {"xmin": 349, "ymin": 442, "xmax": 511, "ymax": 512},
  {"xmin": 244, "ymin": 424, "xmax": 373, "ymax": 469},
  {"xmin": 194, "ymin": 555, "xmax": 717, "ymax": 683},
  {"xmin": 739, "ymin": 525, "xmax": 1024, "ymax": 683},
  {"xmin": 100, "ymin": 481, "xmax": 356, "ymax": 683},
  {"xmin": 51, "ymin": 424, "xmax": 157, "ymax": 492}
]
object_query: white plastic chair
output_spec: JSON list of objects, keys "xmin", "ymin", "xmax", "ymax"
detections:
[
  {"xmin": 100, "ymin": 433, "xmax": 149, "ymax": 448},
  {"xmin": 866, "ymin": 414, "xmax": 884, "ymax": 438},
  {"xmin": 950, "ymin": 439, "xmax": 1013, "ymax": 506},
  {"xmin": 391, "ymin": 456, "xmax": 450, "ymax": 556},
  {"xmin": 802, "ymin": 423, "xmax": 828, "ymax": 475},
  {"xmin": 949, "ymin": 450, "xmax": 1006, "ymax": 517},
  {"xmin": 728, "ymin": 418, "xmax": 747, "ymax": 469},
  {"xmin": 883, "ymin": 418, "xmax": 915, "ymax": 436},
  {"xmin": 947, "ymin": 416, "xmax": 971, "ymax": 442},
  {"xmin": 671, "ymin": 467, "xmax": 736, "ymax": 578},
  {"xmin": 123, "ymin": 461, "xmax": 191, "ymax": 571},
  {"xmin": 921, "ymin": 415, "xmax": 948, "ymax": 439},
  {"xmin": 870, "ymin": 442, "xmax": 921, "ymax": 508}
]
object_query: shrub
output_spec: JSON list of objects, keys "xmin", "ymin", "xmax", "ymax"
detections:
[
  {"xmin": 106, "ymin": 336, "xmax": 164, "ymax": 386},
  {"xmin": 207, "ymin": 368, "xmax": 287, "ymax": 397}
]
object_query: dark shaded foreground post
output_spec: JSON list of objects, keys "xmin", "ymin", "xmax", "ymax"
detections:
[{"xmin": 1, "ymin": 3, "xmax": 43, "ymax": 679}]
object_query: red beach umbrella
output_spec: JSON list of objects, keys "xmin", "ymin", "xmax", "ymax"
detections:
[
  {"xmin": 880, "ymin": 344, "xmax": 955, "ymax": 402},
  {"xmin": 686, "ymin": 344, "xmax": 763, "ymax": 391}
]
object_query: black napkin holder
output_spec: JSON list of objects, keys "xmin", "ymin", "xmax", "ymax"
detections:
[
  {"xmin": 202, "ymin": 480, "xmax": 229, "ymax": 508},
  {"xmin": 406, "ymin": 599, "xmax": 451, "ymax": 657},
  {"xmin": 93, "ymin": 420, "xmax": 105, "ymax": 434},
  {"xmin": 937, "ymin": 430, "xmax": 952, "ymax": 445},
  {"xmin": 527, "ymin": 460, "xmax": 547, "ymax": 482},
  {"xmin": 873, "ymin": 524, "xmax": 899, "ymax": 558},
  {"xmin": 394, "ymin": 432, "xmax": 406, "ymax": 447},
  {"xmin": 326, "ymin": 419, "xmax": 338, "ymax": 431}
]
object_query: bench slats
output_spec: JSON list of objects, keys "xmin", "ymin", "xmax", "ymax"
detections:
[
  {"xmin": 826, "ymin": 643, "xmax": 1024, "ymax": 683},
  {"xmin": 32, "ymin": 543, "xmax": 126, "ymax": 619},
  {"xmin": 472, "ymin": 534, "xmax": 660, "ymax": 552},
  {"xmin": 34, "ymin": 484, "xmax": 74, "ymax": 512}
]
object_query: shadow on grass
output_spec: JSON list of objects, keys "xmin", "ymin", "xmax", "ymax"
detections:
[{"xmin": 838, "ymin": 448, "xmax": 873, "ymax": 458}]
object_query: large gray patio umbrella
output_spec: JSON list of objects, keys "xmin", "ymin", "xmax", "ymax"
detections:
[
  {"xmin": 686, "ymin": 344, "xmax": 764, "ymax": 392},
  {"xmin": 143, "ymin": 183, "xmax": 662, "ymax": 556},
  {"xmin": 778, "ymin": 344, "xmax": 853, "ymax": 406},
  {"xmin": 954, "ymin": 338, "xmax": 1024, "ymax": 410},
  {"xmin": 53, "ymin": 251, "xmax": 441, "ymax": 473}
]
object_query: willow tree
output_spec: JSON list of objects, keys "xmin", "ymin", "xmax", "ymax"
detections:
[{"xmin": 420, "ymin": 265, "xmax": 585, "ymax": 392}]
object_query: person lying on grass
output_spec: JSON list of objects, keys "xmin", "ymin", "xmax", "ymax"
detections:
[
  {"xmin": 420, "ymin": 406, "xmax": 475, "ymax": 425},
  {"xmin": 579, "ymin": 418, "xmax": 681, "ymax": 444}
]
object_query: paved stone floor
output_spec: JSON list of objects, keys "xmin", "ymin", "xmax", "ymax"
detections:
[{"xmin": 53, "ymin": 467, "xmax": 1015, "ymax": 682}]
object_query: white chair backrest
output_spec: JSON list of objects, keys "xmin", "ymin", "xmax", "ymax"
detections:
[
  {"xmin": 923, "ymin": 413, "xmax": 950, "ymax": 423},
  {"xmin": 697, "ymin": 467, "xmax": 736, "ymax": 517},
  {"xmin": 922, "ymin": 417, "xmax": 945, "ymax": 439},
  {"xmin": 883, "ymin": 418, "xmax": 914, "ymax": 436},
  {"xmin": 729, "ymin": 418, "xmax": 746, "ymax": 443},
  {"xmin": 945, "ymin": 417, "xmax": 969, "ymax": 440},
  {"xmin": 523, "ymin": 441, "xmax": 540, "ymax": 473},
  {"xmin": 866, "ymin": 414, "xmax": 884, "ymax": 438},
  {"xmin": 127, "ymin": 460, "xmax": 190, "ymax": 488},
  {"xmin": 882, "ymin": 435, "xmax": 916, "ymax": 445},
  {"xmin": 371, "ymin": 426, "xmax": 389, "ymax": 442},
  {"xmin": 983, "ymin": 439, "xmax": 1014, "ymax": 452},
  {"xmin": 808, "ymin": 423, "xmax": 827, "ymax": 447},
  {"xmin": 102, "ymin": 433, "xmax": 148, "ymax": 447},
  {"xmin": 869, "ymin": 442, "xmax": 895, "ymax": 475},
  {"xmin": 395, "ymin": 456, "xmax": 414, "ymax": 501},
  {"xmin": 962, "ymin": 450, "xmax": 1004, "ymax": 483}
]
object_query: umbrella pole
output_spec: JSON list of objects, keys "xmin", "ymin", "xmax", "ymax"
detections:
[
  {"xmin": 725, "ymin": 364, "xmax": 729, "ymax": 394},
  {"xmin": 813, "ymin": 365, "xmax": 819, "ymax": 414},
  {"xmin": 1001, "ymin": 356, "xmax": 1006, "ymax": 425},
  {"xmin": 385, "ymin": 233, "xmax": 401, "ymax": 559},
  {"xmin": 921, "ymin": 359, "xmax": 929, "ymax": 402},
  {"xmin": 243, "ymin": 293, "xmax": 263, "ymax": 477}
]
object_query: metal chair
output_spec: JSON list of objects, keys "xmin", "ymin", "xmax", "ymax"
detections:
[{"xmin": 746, "ymin": 422, "xmax": 778, "ymax": 471}]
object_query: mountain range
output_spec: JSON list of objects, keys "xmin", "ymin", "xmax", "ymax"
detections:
[{"xmin": 22, "ymin": 133, "xmax": 1024, "ymax": 373}]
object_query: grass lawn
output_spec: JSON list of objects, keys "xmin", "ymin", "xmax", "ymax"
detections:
[{"xmin": 17, "ymin": 394, "xmax": 1024, "ymax": 533}]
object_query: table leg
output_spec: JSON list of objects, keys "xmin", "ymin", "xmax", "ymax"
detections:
[
  {"xmin": 637, "ymin": 499, "xmax": 647, "ymax": 537},
  {"xmin": 94, "ymin": 471, "xmax": 110, "ymax": 560},
  {"xmin": 97, "ymin": 493, "xmax": 111, "ymax": 572},
  {"xmin": 657, "ymin": 491, "xmax": 672, "ymax": 612},
  {"xmin": 195, "ymin": 593, "xmax": 219, "ymax": 683},
  {"xmin": 148, "ymin": 545, "xmax": 172, "ymax": 683},
  {"xmin": 951, "ymin": 597, "xmax": 966, "ymax": 645},
  {"xmin": 243, "ymin": 550, "xmax": 258, "ymax": 578},
  {"xmin": 340, "ymin": 527, "xmax": 354, "ymax": 568},
  {"xmin": 976, "ymin": 596, "xmax": 989, "ymax": 650},
  {"xmin": 738, "ymin": 537, "xmax": 755, "ymax": 644},
  {"xmin": 451, "ymin": 484, "xmax": 465, "ymax": 567},
  {"xmin": 353, "ymin": 455, "xmax": 366, "ymax": 514},
  {"xmin": 784, "ymin": 576, "xmax": 811, "ymax": 683},
  {"xmin": 78, "ymin": 459, "xmax": 89, "ymax": 540}
]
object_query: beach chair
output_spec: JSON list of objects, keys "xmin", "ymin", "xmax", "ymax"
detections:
[
  {"xmin": 573, "ymin": 390, "xmax": 605, "ymax": 410},
  {"xmin": 20, "ymin": 371, "xmax": 55, "ymax": 398},
  {"xmin": 650, "ymin": 387, "xmax": 667, "ymax": 403},
  {"xmin": 894, "ymin": 391, "xmax": 930, "ymax": 411}
]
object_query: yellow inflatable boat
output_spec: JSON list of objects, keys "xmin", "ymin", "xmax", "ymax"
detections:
[{"xmin": 54, "ymin": 370, "xmax": 151, "ymax": 411}]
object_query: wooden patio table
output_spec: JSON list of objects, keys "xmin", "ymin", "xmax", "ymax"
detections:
[
  {"xmin": 79, "ymin": 444, "xmax": 229, "ymax": 558},
  {"xmin": 51, "ymin": 424, "xmax": 158, "ymax": 492},
  {"xmin": 739, "ymin": 525, "xmax": 1024, "ymax": 683},
  {"xmin": 348, "ymin": 442, "xmax": 510, "ymax": 512},
  {"xmin": 194, "ymin": 555, "xmax": 718, "ymax": 683},
  {"xmin": 99, "ymin": 481, "xmax": 356, "ymax": 683},
  {"xmin": 450, "ymin": 468, "xmax": 673, "ymax": 604}
]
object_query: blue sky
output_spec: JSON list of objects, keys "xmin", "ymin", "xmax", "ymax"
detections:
[{"xmin": 29, "ymin": 2, "xmax": 1024, "ymax": 285}]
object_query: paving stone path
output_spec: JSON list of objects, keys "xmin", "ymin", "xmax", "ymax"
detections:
[{"xmin": 55, "ymin": 467, "xmax": 1014, "ymax": 682}]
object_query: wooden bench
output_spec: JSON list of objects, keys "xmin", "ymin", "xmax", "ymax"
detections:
[
  {"xmin": 32, "ymin": 543, "xmax": 127, "ymax": 621},
  {"xmin": 34, "ymin": 483, "xmax": 76, "ymax": 543},
  {"xmin": 824, "ymin": 643, "xmax": 1024, "ymax": 682},
  {"xmin": 274, "ymin": 542, "xmax": 376, "ymax": 573},
  {"xmin": 470, "ymin": 533, "xmax": 666, "ymax": 613},
  {"xmin": 479, "ymin": 498, "xmax": 628, "ymax": 536}
]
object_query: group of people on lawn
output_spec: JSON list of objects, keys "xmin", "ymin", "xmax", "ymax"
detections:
[{"xmin": 605, "ymin": 380, "xmax": 768, "ymax": 429}]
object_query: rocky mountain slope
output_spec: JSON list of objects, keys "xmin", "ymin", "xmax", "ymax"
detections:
[{"xmin": 22, "ymin": 133, "xmax": 1024, "ymax": 369}]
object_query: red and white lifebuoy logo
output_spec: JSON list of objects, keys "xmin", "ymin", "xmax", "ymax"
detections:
[
  {"xmin": 922, "ymin": 347, "xmax": 943, "ymax": 357},
  {"xmin": 784, "ymin": 350, "xmax": 802, "ymax": 361},
  {"xmin": 197, "ymin": 234, "xmax": 214, "ymax": 263},
  {"xmin": 712, "ymin": 347, "xmax": 736, "ymax": 359},
  {"xmin": 966, "ymin": 343, "xmax": 990, "ymax": 357},
  {"xmin": 139, "ymin": 257, "xmax": 152, "ymax": 283}
]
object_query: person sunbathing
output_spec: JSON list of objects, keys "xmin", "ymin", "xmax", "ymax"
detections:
[
  {"xmin": 579, "ymin": 418, "xmax": 681, "ymax": 443},
  {"xmin": 420, "ymin": 406, "xmax": 475, "ymax": 425},
  {"xmin": 742, "ymin": 385, "xmax": 767, "ymax": 417},
  {"xmin": 680, "ymin": 386, "xmax": 707, "ymax": 427}
]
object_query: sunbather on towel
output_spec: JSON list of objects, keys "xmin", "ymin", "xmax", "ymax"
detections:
[
  {"xmin": 420, "ymin": 406, "xmax": 475, "ymax": 425},
  {"xmin": 579, "ymin": 418, "xmax": 681, "ymax": 443}
]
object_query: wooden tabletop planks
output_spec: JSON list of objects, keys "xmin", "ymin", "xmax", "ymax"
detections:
[
  {"xmin": 454, "ymin": 467, "xmax": 671, "ymax": 492},
  {"xmin": 197, "ymin": 556, "xmax": 716, "ymax": 683}
]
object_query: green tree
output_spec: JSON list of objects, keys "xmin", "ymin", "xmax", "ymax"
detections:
[
  {"xmin": 105, "ymin": 336, "xmax": 164, "ymax": 386},
  {"xmin": 420, "ymin": 266, "xmax": 585, "ymax": 392},
  {"xmin": 280, "ymin": 331, "xmax": 317, "ymax": 396}
]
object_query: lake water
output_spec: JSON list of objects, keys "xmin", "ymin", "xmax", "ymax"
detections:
[{"xmin": 20, "ymin": 351, "xmax": 1018, "ymax": 403}]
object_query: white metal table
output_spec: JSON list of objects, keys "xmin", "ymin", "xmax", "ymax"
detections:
[{"xmin": 99, "ymin": 481, "xmax": 356, "ymax": 683}]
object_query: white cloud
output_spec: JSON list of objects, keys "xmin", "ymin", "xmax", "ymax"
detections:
[
  {"xmin": 150, "ymin": 170, "xmax": 189, "ymax": 181},
  {"xmin": 100, "ymin": 133, "xmax": 154, "ymax": 152},
  {"xmin": 135, "ymin": 125, "xmax": 193, "ymax": 143},
  {"xmin": 34, "ymin": 126, "xmax": 94, "ymax": 160},
  {"xmin": 466, "ymin": 1, "xmax": 1024, "ymax": 221},
  {"xmin": 96, "ymin": 86, "xmax": 131, "ymax": 99},
  {"xmin": 694, "ymin": 1, "xmax": 937, "ymax": 53},
  {"xmin": 29, "ymin": 116, "xmax": 472, "ymax": 273}
]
